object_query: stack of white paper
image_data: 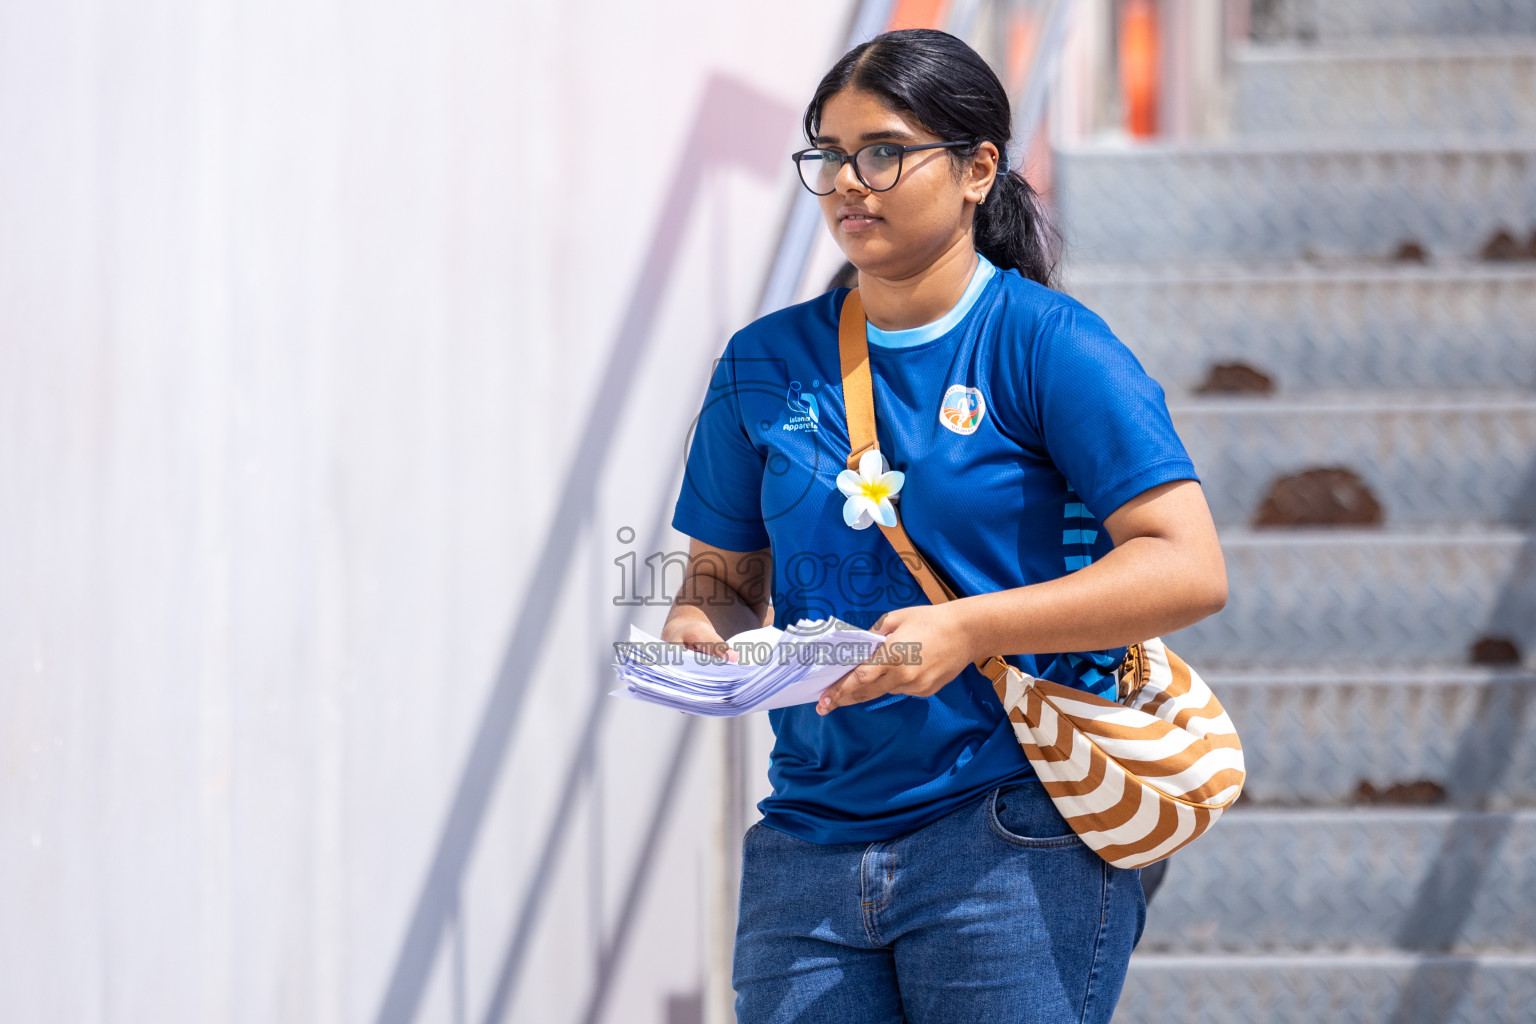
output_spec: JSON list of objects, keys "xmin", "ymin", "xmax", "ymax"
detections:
[{"xmin": 609, "ymin": 618, "xmax": 888, "ymax": 716}]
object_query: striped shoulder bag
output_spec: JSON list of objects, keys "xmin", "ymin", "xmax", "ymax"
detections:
[{"xmin": 837, "ymin": 286, "xmax": 1245, "ymax": 869}]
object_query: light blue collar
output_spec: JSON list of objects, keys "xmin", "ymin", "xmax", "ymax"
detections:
[{"xmin": 865, "ymin": 252, "xmax": 997, "ymax": 349}]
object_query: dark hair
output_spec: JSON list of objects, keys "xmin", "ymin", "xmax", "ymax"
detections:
[{"xmin": 803, "ymin": 28, "xmax": 1060, "ymax": 289}]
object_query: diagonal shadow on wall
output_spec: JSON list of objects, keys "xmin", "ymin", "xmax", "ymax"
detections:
[
  {"xmin": 1386, "ymin": 454, "xmax": 1536, "ymax": 1024},
  {"xmin": 474, "ymin": 490, "xmax": 693, "ymax": 1024},
  {"xmin": 370, "ymin": 73, "xmax": 795, "ymax": 1024}
]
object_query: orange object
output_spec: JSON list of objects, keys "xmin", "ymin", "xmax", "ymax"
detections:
[
  {"xmin": 1006, "ymin": 10, "xmax": 1040, "ymax": 94},
  {"xmin": 887, "ymin": 0, "xmax": 947, "ymax": 30},
  {"xmin": 1120, "ymin": 0, "xmax": 1160, "ymax": 137}
]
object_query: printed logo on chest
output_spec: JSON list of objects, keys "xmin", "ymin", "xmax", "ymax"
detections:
[
  {"xmin": 783, "ymin": 379, "xmax": 820, "ymax": 433},
  {"xmin": 938, "ymin": 384, "xmax": 985, "ymax": 435}
]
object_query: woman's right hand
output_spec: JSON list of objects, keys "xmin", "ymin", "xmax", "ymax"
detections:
[
  {"xmin": 660, "ymin": 536, "xmax": 771, "ymax": 663},
  {"xmin": 662, "ymin": 617, "xmax": 740, "ymax": 663}
]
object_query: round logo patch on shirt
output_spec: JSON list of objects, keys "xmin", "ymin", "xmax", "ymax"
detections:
[{"xmin": 938, "ymin": 384, "xmax": 986, "ymax": 435}]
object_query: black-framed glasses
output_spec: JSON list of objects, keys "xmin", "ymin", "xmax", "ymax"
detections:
[{"xmin": 790, "ymin": 140, "xmax": 973, "ymax": 196}]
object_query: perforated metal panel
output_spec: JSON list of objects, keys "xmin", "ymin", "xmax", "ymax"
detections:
[
  {"xmin": 1210, "ymin": 668, "xmax": 1536, "ymax": 810},
  {"xmin": 1114, "ymin": 954, "xmax": 1536, "ymax": 1024},
  {"xmin": 1057, "ymin": 6, "xmax": 1536, "ymax": 1017},
  {"xmin": 1233, "ymin": 41, "xmax": 1536, "ymax": 135},
  {"xmin": 1131, "ymin": 810, "xmax": 1536, "ymax": 954},
  {"xmin": 1164, "ymin": 529, "xmax": 1535, "ymax": 666},
  {"xmin": 1055, "ymin": 142, "xmax": 1536, "ymax": 263},
  {"xmin": 1169, "ymin": 396, "xmax": 1536, "ymax": 525},
  {"xmin": 1251, "ymin": 0, "xmax": 1536, "ymax": 43},
  {"xmin": 1063, "ymin": 265, "xmax": 1536, "ymax": 395}
]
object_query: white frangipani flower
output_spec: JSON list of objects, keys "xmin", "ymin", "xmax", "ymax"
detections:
[{"xmin": 836, "ymin": 448, "xmax": 905, "ymax": 530}]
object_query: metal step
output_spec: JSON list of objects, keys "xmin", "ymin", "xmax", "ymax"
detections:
[
  {"xmin": 1207, "ymin": 667, "xmax": 1536, "ymax": 810},
  {"xmin": 1251, "ymin": 0, "xmax": 1536, "ymax": 43},
  {"xmin": 1061, "ymin": 264, "xmax": 1536, "ymax": 395},
  {"xmin": 1054, "ymin": 139, "xmax": 1536, "ymax": 263},
  {"xmin": 1232, "ymin": 40, "xmax": 1536, "ymax": 136},
  {"xmin": 1114, "ymin": 952, "xmax": 1536, "ymax": 1024},
  {"xmin": 1162, "ymin": 527, "xmax": 1536, "ymax": 667},
  {"xmin": 1132, "ymin": 809, "xmax": 1536, "ymax": 954},
  {"xmin": 1168, "ymin": 394, "xmax": 1536, "ymax": 526}
]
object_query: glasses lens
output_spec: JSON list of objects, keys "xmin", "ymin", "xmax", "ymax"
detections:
[
  {"xmin": 797, "ymin": 150, "xmax": 840, "ymax": 195},
  {"xmin": 855, "ymin": 144, "xmax": 904, "ymax": 191}
]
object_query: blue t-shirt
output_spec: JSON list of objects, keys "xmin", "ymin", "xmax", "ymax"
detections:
[{"xmin": 670, "ymin": 252, "xmax": 1199, "ymax": 844}]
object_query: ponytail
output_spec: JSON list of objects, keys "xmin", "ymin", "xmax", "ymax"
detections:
[{"xmin": 975, "ymin": 158, "xmax": 1061, "ymax": 289}]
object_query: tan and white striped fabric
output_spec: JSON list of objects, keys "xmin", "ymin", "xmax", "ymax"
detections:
[
  {"xmin": 996, "ymin": 637, "xmax": 1245, "ymax": 868},
  {"xmin": 837, "ymin": 287, "xmax": 1246, "ymax": 870}
]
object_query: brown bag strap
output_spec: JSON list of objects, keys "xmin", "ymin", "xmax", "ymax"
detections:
[{"xmin": 838, "ymin": 288, "xmax": 1014, "ymax": 692}]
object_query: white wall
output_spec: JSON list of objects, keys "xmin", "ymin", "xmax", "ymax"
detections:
[{"xmin": 0, "ymin": 1, "xmax": 849, "ymax": 1021}]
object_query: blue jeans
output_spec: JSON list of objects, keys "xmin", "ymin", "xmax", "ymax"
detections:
[{"xmin": 732, "ymin": 781, "xmax": 1147, "ymax": 1023}]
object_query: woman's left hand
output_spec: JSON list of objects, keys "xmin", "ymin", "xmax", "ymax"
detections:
[{"xmin": 816, "ymin": 603, "xmax": 979, "ymax": 715}]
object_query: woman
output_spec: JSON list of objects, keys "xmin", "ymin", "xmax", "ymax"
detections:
[{"xmin": 662, "ymin": 28, "xmax": 1227, "ymax": 1024}]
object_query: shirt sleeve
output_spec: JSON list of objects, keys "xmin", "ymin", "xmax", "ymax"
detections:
[
  {"xmin": 1027, "ymin": 303, "xmax": 1199, "ymax": 521},
  {"xmin": 670, "ymin": 334, "xmax": 772, "ymax": 551}
]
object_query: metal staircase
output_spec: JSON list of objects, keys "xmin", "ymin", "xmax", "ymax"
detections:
[{"xmin": 1056, "ymin": 1, "xmax": 1536, "ymax": 1019}]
